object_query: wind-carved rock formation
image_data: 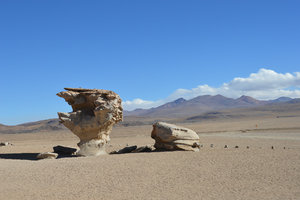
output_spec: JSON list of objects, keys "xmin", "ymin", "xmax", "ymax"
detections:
[
  {"xmin": 151, "ymin": 122, "xmax": 200, "ymax": 151},
  {"xmin": 57, "ymin": 88, "xmax": 123, "ymax": 156}
]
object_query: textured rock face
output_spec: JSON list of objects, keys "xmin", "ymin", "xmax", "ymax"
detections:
[
  {"xmin": 57, "ymin": 88, "xmax": 123, "ymax": 156},
  {"xmin": 151, "ymin": 122, "xmax": 200, "ymax": 151}
]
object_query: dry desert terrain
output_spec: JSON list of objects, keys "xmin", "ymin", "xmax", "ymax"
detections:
[{"xmin": 1, "ymin": 116, "xmax": 300, "ymax": 200}]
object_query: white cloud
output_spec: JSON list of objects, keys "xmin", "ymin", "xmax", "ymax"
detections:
[
  {"xmin": 122, "ymin": 98, "xmax": 167, "ymax": 111},
  {"xmin": 123, "ymin": 68, "xmax": 300, "ymax": 111},
  {"xmin": 227, "ymin": 68, "xmax": 300, "ymax": 91}
]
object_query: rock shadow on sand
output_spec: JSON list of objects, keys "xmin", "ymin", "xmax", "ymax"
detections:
[
  {"xmin": 0, "ymin": 153, "xmax": 77, "ymax": 161},
  {"xmin": 0, "ymin": 153, "xmax": 39, "ymax": 160}
]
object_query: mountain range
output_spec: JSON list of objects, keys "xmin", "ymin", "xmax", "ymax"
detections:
[
  {"xmin": 124, "ymin": 95, "xmax": 294, "ymax": 118},
  {"xmin": 1, "ymin": 95, "xmax": 299, "ymax": 134},
  {"xmin": 0, "ymin": 119, "xmax": 65, "ymax": 134}
]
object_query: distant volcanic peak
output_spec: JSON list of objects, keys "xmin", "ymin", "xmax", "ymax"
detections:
[
  {"xmin": 157, "ymin": 98, "xmax": 186, "ymax": 109},
  {"xmin": 173, "ymin": 98, "xmax": 186, "ymax": 104},
  {"xmin": 237, "ymin": 95, "xmax": 252, "ymax": 99},
  {"xmin": 236, "ymin": 95, "xmax": 261, "ymax": 104},
  {"xmin": 211, "ymin": 94, "xmax": 233, "ymax": 100}
]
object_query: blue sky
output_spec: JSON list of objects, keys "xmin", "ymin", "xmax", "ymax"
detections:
[{"xmin": 1, "ymin": 0, "xmax": 300, "ymax": 125}]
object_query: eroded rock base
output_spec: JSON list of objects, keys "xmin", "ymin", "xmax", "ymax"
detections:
[{"xmin": 77, "ymin": 139, "xmax": 107, "ymax": 156}]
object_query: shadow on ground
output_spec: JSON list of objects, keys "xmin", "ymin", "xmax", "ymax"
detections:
[
  {"xmin": 0, "ymin": 153, "xmax": 77, "ymax": 161},
  {"xmin": 0, "ymin": 153, "xmax": 39, "ymax": 160}
]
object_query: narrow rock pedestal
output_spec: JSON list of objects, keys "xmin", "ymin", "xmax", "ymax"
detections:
[{"xmin": 57, "ymin": 88, "xmax": 123, "ymax": 156}]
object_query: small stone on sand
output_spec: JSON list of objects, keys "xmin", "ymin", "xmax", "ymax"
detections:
[
  {"xmin": 0, "ymin": 142, "xmax": 12, "ymax": 146},
  {"xmin": 37, "ymin": 152, "xmax": 58, "ymax": 160}
]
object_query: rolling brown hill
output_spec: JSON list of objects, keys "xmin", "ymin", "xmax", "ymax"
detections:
[{"xmin": 0, "ymin": 119, "xmax": 65, "ymax": 134}]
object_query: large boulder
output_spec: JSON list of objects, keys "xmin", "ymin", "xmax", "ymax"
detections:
[
  {"xmin": 57, "ymin": 88, "xmax": 123, "ymax": 156},
  {"xmin": 151, "ymin": 122, "xmax": 200, "ymax": 151}
]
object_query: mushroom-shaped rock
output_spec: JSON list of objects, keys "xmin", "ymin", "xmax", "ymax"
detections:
[
  {"xmin": 57, "ymin": 88, "xmax": 123, "ymax": 156},
  {"xmin": 151, "ymin": 122, "xmax": 200, "ymax": 151}
]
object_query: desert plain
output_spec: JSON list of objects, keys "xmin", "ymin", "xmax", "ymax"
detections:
[{"xmin": 1, "ymin": 112, "xmax": 300, "ymax": 200}]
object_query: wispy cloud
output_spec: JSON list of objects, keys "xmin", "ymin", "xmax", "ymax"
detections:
[{"xmin": 123, "ymin": 68, "xmax": 300, "ymax": 111}]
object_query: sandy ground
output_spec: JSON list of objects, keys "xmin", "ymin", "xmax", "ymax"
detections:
[{"xmin": 1, "ymin": 118, "xmax": 300, "ymax": 200}]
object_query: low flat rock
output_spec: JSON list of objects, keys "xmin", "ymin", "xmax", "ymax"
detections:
[
  {"xmin": 0, "ymin": 142, "xmax": 12, "ymax": 146},
  {"xmin": 132, "ymin": 145, "xmax": 153, "ymax": 153},
  {"xmin": 53, "ymin": 145, "xmax": 77, "ymax": 155},
  {"xmin": 36, "ymin": 152, "xmax": 58, "ymax": 160},
  {"xmin": 151, "ymin": 122, "xmax": 200, "ymax": 151},
  {"xmin": 111, "ymin": 145, "xmax": 137, "ymax": 154}
]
